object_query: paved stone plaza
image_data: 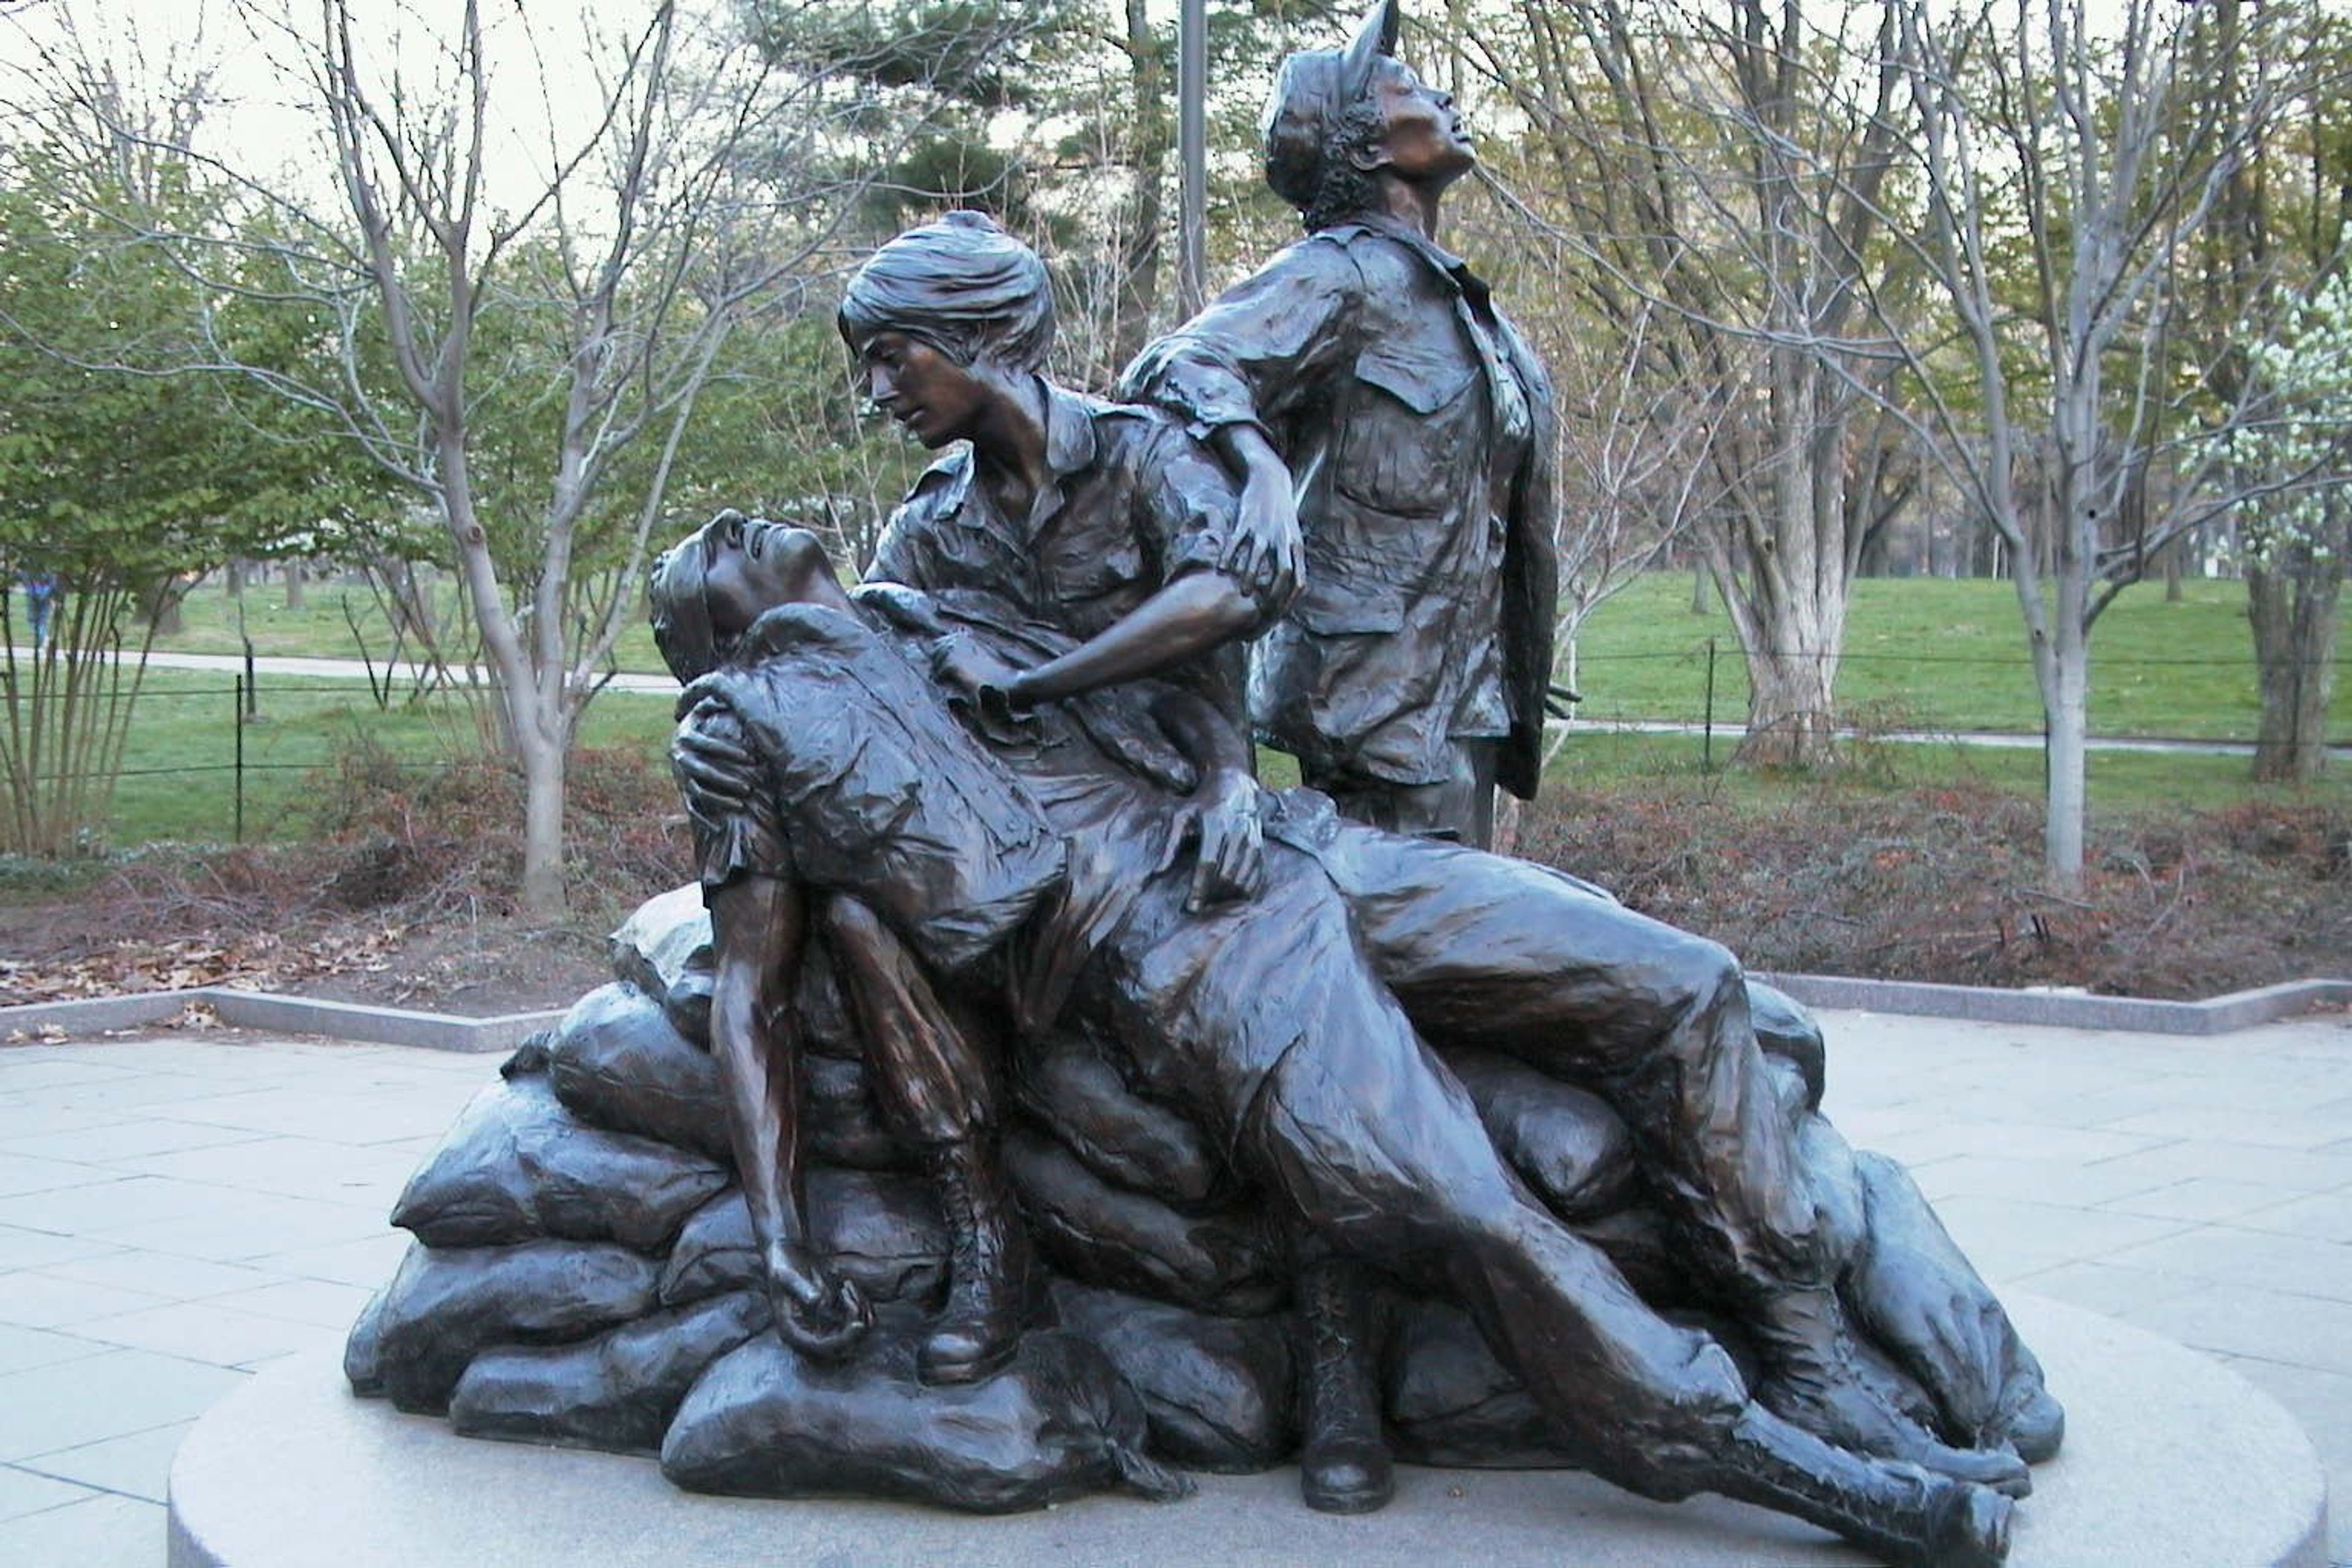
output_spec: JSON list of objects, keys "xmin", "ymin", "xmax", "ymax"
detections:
[{"xmin": 0, "ymin": 1008, "xmax": 2345, "ymax": 1567}]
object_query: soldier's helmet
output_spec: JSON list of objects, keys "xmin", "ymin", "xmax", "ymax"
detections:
[{"xmin": 1262, "ymin": 0, "xmax": 1401, "ymax": 214}]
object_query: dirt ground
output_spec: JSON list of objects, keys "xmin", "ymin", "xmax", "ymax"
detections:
[{"xmin": 1, "ymin": 753, "xmax": 2345, "ymax": 1015}]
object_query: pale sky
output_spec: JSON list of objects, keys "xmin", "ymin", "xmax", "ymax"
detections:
[
  {"xmin": 0, "ymin": 0, "xmax": 643, "ymax": 213},
  {"xmin": 0, "ymin": 0, "xmax": 2182, "ymax": 219}
]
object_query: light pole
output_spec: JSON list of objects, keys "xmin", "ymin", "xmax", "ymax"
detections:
[{"xmin": 1178, "ymin": 0, "xmax": 1207, "ymax": 316}]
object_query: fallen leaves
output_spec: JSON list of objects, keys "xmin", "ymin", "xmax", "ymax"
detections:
[{"xmin": 0, "ymin": 926, "xmax": 407, "ymax": 1007}]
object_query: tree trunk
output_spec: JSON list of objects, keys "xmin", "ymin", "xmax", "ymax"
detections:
[
  {"xmin": 226, "ymin": 559, "xmax": 246, "ymax": 598},
  {"xmin": 1691, "ymin": 560, "xmax": 1710, "ymax": 614},
  {"xmin": 1109, "ymin": 0, "xmax": 1169, "ymax": 372},
  {"xmin": 438, "ymin": 426, "xmax": 570, "ymax": 921},
  {"xmin": 1729, "ymin": 362, "xmax": 1848, "ymax": 768},
  {"xmin": 516, "ymin": 728, "xmax": 568, "ymax": 922},
  {"xmin": 2034, "ymin": 302, "xmax": 2119, "ymax": 890},
  {"xmin": 285, "ymin": 562, "xmax": 306, "ymax": 609},
  {"xmin": 2247, "ymin": 521, "xmax": 2345, "ymax": 783},
  {"xmin": 140, "ymin": 579, "xmax": 184, "ymax": 636},
  {"xmin": 2041, "ymin": 638, "xmax": 2089, "ymax": 885},
  {"xmin": 1738, "ymin": 642, "xmax": 1841, "ymax": 765}
]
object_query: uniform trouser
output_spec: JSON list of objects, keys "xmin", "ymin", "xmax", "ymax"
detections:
[
  {"xmin": 818, "ymin": 897, "xmax": 994, "ymax": 1147},
  {"xmin": 1297, "ymin": 821, "xmax": 1825, "ymax": 1303},
  {"xmin": 827, "ymin": 793, "xmax": 1822, "ymax": 1309},
  {"xmin": 1300, "ymin": 737, "xmax": 1499, "ymax": 847},
  {"xmin": 1077, "ymin": 850, "xmax": 1755, "ymax": 1499}
]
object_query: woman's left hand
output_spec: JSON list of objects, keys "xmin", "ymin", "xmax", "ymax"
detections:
[
  {"xmin": 930, "ymin": 631, "xmax": 1038, "ymax": 736},
  {"xmin": 1157, "ymin": 768, "xmax": 1264, "ymax": 912}
]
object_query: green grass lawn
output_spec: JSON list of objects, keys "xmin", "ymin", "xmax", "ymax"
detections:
[
  {"xmin": 60, "ymin": 663, "xmax": 2343, "ymax": 851},
  {"xmin": 14, "ymin": 566, "xmax": 2335, "ymax": 851},
  {"xmin": 91, "ymin": 670, "xmax": 678, "ymax": 847},
  {"xmin": 1568, "ymin": 574, "xmax": 2345, "ymax": 743},
  {"xmin": 1541, "ymin": 728, "xmax": 2352, "ymax": 816},
  {"xmin": 159, "ymin": 570, "xmax": 2341, "ymax": 745},
  {"xmin": 149, "ymin": 575, "xmax": 673, "ymax": 679}
]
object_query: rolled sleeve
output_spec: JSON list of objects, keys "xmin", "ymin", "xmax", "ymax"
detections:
[
  {"xmin": 1142, "ymin": 424, "xmax": 1277, "ymax": 625},
  {"xmin": 1124, "ymin": 340, "xmax": 1265, "ymax": 445},
  {"xmin": 1118, "ymin": 238, "xmax": 1366, "ymax": 446}
]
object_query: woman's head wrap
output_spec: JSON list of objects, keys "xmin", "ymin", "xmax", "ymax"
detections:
[
  {"xmin": 647, "ymin": 514, "xmax": 726, "ymax": 683},
  {"xmin": 837, "ymin": 211, "xmax": 1055, "ymax": 371}
]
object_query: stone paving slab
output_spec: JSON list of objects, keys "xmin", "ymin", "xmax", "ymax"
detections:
[
  {"xmin": 0, "ymin": 1008, "xmax": 2343, "ymax": 1566},
  {"xmin": 26, "ymin": 1421, "xmax": 191, "ymax": 1503}
]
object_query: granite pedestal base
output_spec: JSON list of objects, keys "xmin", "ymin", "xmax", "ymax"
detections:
[{"xmin": 167, "ymin": 1296, "xmax": 2325, "ymax": 1568}]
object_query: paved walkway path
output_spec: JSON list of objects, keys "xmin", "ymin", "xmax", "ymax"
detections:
[
  {"xmin": 0, "ymin": 1008, "xmax": 2346, "ymax": 1565},
  {"xmin": 138, "ymin": 648, "xmax": 681, "ymax": 696}
]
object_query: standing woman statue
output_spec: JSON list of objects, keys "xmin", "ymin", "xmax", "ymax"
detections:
[{"xmin": 1123, "ymin": 0, "xmax": 1555, "ymax": 850}]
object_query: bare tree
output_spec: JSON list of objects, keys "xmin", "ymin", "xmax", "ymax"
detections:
[
  {"xmin": 9, "ymin": 0, "xmax": 941, "ymax": 914},
  {"xmin": 1536, "ymin": 288, "xmax": 1740, "ymax": 733},
  {"xmin": 1875, "ymin": 0, "xmax": 2296, "ymax": 881},
  {"xmin": 1466, "ymin": 0, "xmax": 1913, "ymax": 766}
]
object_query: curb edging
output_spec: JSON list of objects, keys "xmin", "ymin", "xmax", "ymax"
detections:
[
  {"xmin": 0, "ymin": 986, "xmax": 564, "ymax": 1054},
  {"xmin": 1755, "ymin": 973, "xmax": 2352, "ymax": 1037},
  {"xmin": 2, "ymin": 975, "xmax": 2345, "ymax": 1053}
]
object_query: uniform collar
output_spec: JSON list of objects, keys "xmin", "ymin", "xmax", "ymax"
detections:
[
  {"xmin": 1346, "ymin": 211, "xmax": 1494, "ymax": 313},
  {"xmin": 1041, "ymin": 378, "xmax": 1101, "ymax": 480}
]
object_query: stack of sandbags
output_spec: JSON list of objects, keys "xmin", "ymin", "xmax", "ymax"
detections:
[
  {"xmin": 345, "ymin": 887, "xmax": 1218, "ymax": 1510},
  {"xmin": 349, "ymin": 884, "xmax": 1940, "ymax": 1509}
]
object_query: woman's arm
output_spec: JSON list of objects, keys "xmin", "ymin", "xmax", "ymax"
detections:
[
  {"xmin": 1120, "ymin": 241, "xmax": 1369, "ymax": 603},
  {"xmin": 1000, "ymin": 572, "xmax": 1264, "ymax": 710}
]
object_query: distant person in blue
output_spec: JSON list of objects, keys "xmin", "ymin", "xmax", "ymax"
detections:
[{"xmin": 19, "ymin": 572, "xmax": 58, "ymax": 651}]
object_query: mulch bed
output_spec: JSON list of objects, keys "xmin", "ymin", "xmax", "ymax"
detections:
[
  {"xmin": 2, "ymin": 752, "xmax": 2344, "ymax": 1014},
  {"xmin": 1515, "ymin": 783, "xmax": 2351, "ymax": 1000},
  {"xmin": 0, "ymin": 747, "xmax": 686, "ymax": 1016}
]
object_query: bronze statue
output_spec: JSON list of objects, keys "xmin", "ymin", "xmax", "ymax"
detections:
[
  {"xmin": 338, "ymin": 15, "xmax": 2064, "ymax": 1565},
  {"xmin": 1123, "ymin": 0, "xmax": 1555, "ymax": 849},
  {"xmin": 647, "ymin": 524, "xmax": 1036, "ymax": 1387},
  {"xmin": 348, "ymin": 484, "xmax": 2054, "ymax": 1562},
  {"xmin": 647, "ymin": 214, "xmax": 2044, "ymax": 1557},
  {"xmin": 820, "ymin": 204, "xmax": 2043, "ymax": 1483}
]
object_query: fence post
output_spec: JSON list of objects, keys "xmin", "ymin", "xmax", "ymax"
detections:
[
  {"xmin": 243, "ymin": 636, "xmax": 258, "ymax": 719},
  {"xmin": 233, "ymin": 670, "xmax": 246, "ymax": 845},
  {"xmin": 1703, "ymin": 636, "xmax": 1718, "ymax": 773}
]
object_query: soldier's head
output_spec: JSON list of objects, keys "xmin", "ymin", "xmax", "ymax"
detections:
[
  {"xmin": 647, "ymin": 512, "xmax": 843, "ymax": 682},
  {"xmin": 837, "ymin": 212, "xmax": 1055, "ymax": 448},
  {"xmin": 1264, "ymin": 1, "xmax": 1474, "ymax": 230}
]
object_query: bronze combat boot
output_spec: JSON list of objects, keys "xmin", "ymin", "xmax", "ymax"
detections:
[
  {"xmin": 1713, "ymin": 1404, "xmax": 2013, "ymax": 1568},
  {"xmin": 917, "ymin": 1137, "xmax": 1030, "ymax": 1386},
  {"xmin": 1754, "ymin": 1284, "xmax": 2032, "ymax": 1498},
  {"xmin": 1297, "ymin": 1259, "xmax": 1393, "ymax": 1513}
]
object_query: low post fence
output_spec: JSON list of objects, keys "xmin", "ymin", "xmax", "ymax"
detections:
[{"xmin": 0, "ymin": 647, "xmax": 2339, "ymax": 854}]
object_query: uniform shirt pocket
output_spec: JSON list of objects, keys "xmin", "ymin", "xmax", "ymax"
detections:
[{"xmin": 1334, "ymin": 352, "xmax": 1480, "ymax": 517}]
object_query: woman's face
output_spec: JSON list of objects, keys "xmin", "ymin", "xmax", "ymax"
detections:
[
  {"xmin": 856, "ymin": 331, "xmax": 989, "ymax": 449},
  {"xmin": 1363, "ymin": 58, "xmax": 1474, "ymax": 186}
]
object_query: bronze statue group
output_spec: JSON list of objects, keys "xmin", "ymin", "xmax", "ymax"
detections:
[{"xmin": 355, "ymin": 8, "xmax": 2059, "ymax": 1565}]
